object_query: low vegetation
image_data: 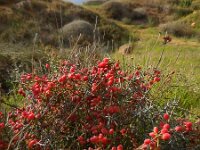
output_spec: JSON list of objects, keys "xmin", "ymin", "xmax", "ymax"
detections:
[
  {"xmin": 0, "ymin": 57, "xmax": 199, "ymax": 149},
  {"xmin": 159, "ymin": 21, "xmax": 195, "ymax": 37}
]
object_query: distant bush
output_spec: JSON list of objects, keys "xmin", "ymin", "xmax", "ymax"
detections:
[
  {"xmin": 175, "ymin": 7, "xmax": 193, "ymax": 18},
  {"xmin": 102, "ymin": 1, "xmax": 151, "ymax": 26},
  {"xmin": 160, "ymin": 21, "xmax": 195, "ymax": 37},
  {"xmin": 132, "ymin": 7, "xmax": 147, "ymax": 20},
  {"xmin": 60, "ymin": 20, "xmax": 94, "ymax": 47},
  {"xmin": 101, "ymin": 1, "xmax": 132, "ymax": 20},
  {"xmin": 84, "ymin": 0, "xmax": 107, "ymax": 5},
  {"xmin": 30, "ymin": 0, "xmax": 47, "ymax": 11}
]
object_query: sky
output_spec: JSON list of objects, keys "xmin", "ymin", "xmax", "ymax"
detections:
[{"xmin": 64, "ymin": 0, "xmax": 85, "ymax": 4}]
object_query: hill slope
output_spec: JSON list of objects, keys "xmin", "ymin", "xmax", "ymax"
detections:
[{"xmin": 0, "ymin": 0, "xmax": 129, "ymax": 46}]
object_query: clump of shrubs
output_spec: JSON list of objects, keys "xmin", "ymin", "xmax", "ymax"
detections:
[
  {"xmin": 159, "ymin": 21, "xmax": 195, "ymax": 37},
  {"xmin": 0, "ymin": 58, "xmax": 199, "ymax": 149},
  {"xmin": 60, "ymin": 20, "xmax": 94, "ymax": 47},
  {"xmin": 101, "ymin": 1, "xmax": 129, "ymax": 20},
  {"xmin": 101, "ymin": 1, "xmax": 148, "ymax": 25}
]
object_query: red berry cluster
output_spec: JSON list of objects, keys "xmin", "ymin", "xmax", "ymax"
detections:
[
  {"xmin": 142, "ymin": 113, "xmax": 194, "ymax": 150},
  {"xmin": 0, "ymin": 112, "xmax": 8, "ymax": 149}
]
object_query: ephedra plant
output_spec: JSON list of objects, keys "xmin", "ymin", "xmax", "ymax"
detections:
[{"xmin": 0, "ymin": 57, "xmax": 199, "ymax": 150}]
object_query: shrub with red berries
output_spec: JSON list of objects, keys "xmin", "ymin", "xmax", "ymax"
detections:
[{"xmin": 0, "ymin": 58, "xmax": 199, "ymax": 150}]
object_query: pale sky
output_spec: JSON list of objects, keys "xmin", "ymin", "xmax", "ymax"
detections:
[{"xmin": 64, "ymin": 0, "xmax": 85, "ymax": 4}]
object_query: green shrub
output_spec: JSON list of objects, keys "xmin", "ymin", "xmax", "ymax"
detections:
[
  {"xmin": 132, "ymin": 7, "xmax": 147, "ymax": 21},
  {"xmin": 101, "ymin": 1, "xmax": 132, "ymax": 20},
  {"xmin": 160, "ymin": 21, "xmax": 195, "ymax": 37},
  {"xmin": 84, "ymin": 0, "xmax": 107, "ymax": 5},
  {"xmin": 60, "ymin": 20, "xmax": 94, "ymax": 47}
]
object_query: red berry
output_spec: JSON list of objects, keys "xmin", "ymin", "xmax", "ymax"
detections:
[
  {"xmin": 45, "ymin": 63, "xmax": 50, "ymax": 69},
  {"xmin": 186, "ymin": 127, "xmax": 192, "ymax": 132},
  {"xmin": 161, "ymin": 128, "xmax": 168, "ymax": 134},
  {"xmin": 101, "ymin": 137, "xmax": 108, "ymax": 144},
  {"xmin": 98, "ymin": 133, "xmax": 103, "ymax": 140},
  {"xmin": 163, "ymin": 113, "xmax": 169, "ymax": 120},
  {"xmin": 111, "ymin": 147, "xmax": 117, "ymax": 150},
  {"xmin": 175, "ymin": 126, "xmax": 182, "ymax": 132},
  {"xmin": 107, "ymin": 80, "xmax": 114, "ymax": 86},
  {"xmin": 149, "ymin": 132, "xmax": 156, "ymax": 138},
  {"xmin": 144, "ymin": 139, "xmax": 151, "ymax": 145},
  {"xmin": 103, "ymin": 58, "xmax": 109, "ymax": 63},
  {"xmin": 101, "ymin": 128, "xmax": 108, "ymax": 135},
  {"xmin": 28, "ymin": 139, "xmax": 38, "ymax": 148},
  {"xmin": 159, "ymin": 122, "xmax": 164, "ymax": 128},
  {"xmin": 163, "ymin": 123, "xmax": 170, "ymax": 130},
  {"xmin": 58, "ymin": 75, "xmax": 67, "ymax": 83},
  {"xmin": 154, "ymin": 77, "xmax": 160, "ymax": 82},
  {"xmin": 0, "ymin": 123, "xmax": 5, "ymax": 129},
  {"xmin": 120, "ymin": 128, "xmax": 126, "ymax": 136},
  {"xmin": 82, "ymin": 76, "xmax": 88, "ymax": 81},
  {"xmin": 109, "ymin": 128, "xmax": 114, "ymax": 135},
  {"xmin": 184, "ymin": 122, "xmax": 192, "ymax": 129},
  {"xmin": 77, "ymin": 136, "xmax": 84, "ymax": 142},
  {"xmin": 27, "ymin": 113, "xmax": 35, "ymax": 121},
  {"xmin": 162, "ymin": 133, "xmax": 171, "ymax": 140},
  {"xmin": 117, "ymin": 144, "xmax": 123, "ymax": 150},
  {"xmin": 90, "ymin": 136, "xmax": 98, "ymax": 143},
  {"xmin": 98, "ymin": 62, "xmax": 107, "ymax": 68},
  {"xmin": 153, "ymin": 127, "xmax": 159, "ymax": 133}
]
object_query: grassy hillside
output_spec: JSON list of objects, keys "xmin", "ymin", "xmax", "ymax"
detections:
[{"xmin": 0, "ymin": 0, "xmax": 128, "ymax": 46}]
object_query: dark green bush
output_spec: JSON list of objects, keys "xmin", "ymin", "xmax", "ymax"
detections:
[
  {"xmin": 101, "ymin": 1, "xmax": 132, "ymax": 20},
  {"xmin": 60, "ymin": 20, "xmax": 94, "ymax": 47}
]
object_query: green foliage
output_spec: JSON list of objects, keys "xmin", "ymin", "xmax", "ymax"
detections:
[
  {"xmin": 180, "ymin": 0, "xmax": 193, "ymax": 7},
  {"xmin": 60, "ymin": 20, "xmax": 94, "ymax": 47}
]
